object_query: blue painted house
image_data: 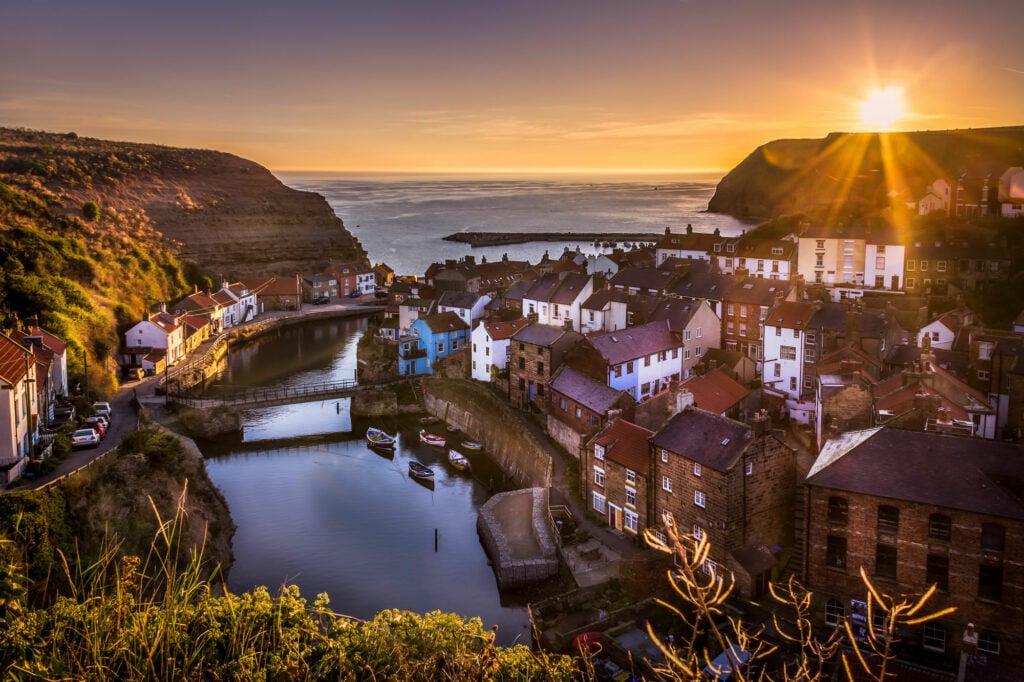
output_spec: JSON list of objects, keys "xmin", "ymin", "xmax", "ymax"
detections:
[{"xmin": 398, "ymin": 311, "xmax": 470, "ymax": 376}]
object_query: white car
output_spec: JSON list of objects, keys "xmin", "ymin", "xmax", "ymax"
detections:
[
  {"xmin": 71, "ymin": 428, "xmax": 100, "ymax": 449},
  {"xmin": 92, "ymin": 402, "xmax": 112, "ymax": 422}
]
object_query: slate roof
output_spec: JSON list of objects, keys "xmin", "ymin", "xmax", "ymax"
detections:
[
  {"xmin": 807, "ymin": 427, "xmax": 1024, "ymax": 520},
  {"xmin": 550, "ymin": 366, "xmax": 624, "ymax": 415},
  {"xmin": 671, "ymin": 270, "xmax": 731, "ymax": 301},
  {"xmin": 550, "ymin": 273, "xmax": 590, "ymax": 304},
  {"xmin": 682, "ymin": 369, "xmax": 751, "ymax": 415},
  {"xmin": 590, "ymin": 320, "xmax": 676, "ymax": 365},
  {"xmin": 503, "ymin": 278, "xmax": 535, "ymax": 303},
  {"xmin": 582, "ymin": 289, "xmax": 629, "ymax": 311},
  {"xmin": 736, "ymin": 238, "xmax": 796, "ymax": 260},
  {"xmin": 593, "ymin": 418, "xmax": 653, "ymax": 475},
  {"xmin": 885, "ymin": 345, "xmax": 969, "ymax": 376},
  {"xmin": 422, "ymin": 311, "xmax": 469, "ymax": 334},
  {"xmin": 650, "ymin": 407, "xmax": 754, "ymax": 473},
  {"xmin": 438, "ymin": 290, "xmax": 479, "ymax": 310},
  {"xmin": 512, "ymin": 323, "xmax": 571, "ymax": 347},
  {"xmin": 647, "ymin": 299, "xmax": 702, "ymax": 334},
  {"xmin": 609, "ymin": 266, "xmax": 681, "ymax": 293},
  {"xmin": 725, "ymin": 277, "xmax": 789, "ymax": 307}
]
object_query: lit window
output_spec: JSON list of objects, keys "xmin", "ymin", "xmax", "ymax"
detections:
[{"xmin": 745, "ymin": 461, "xmax": 753, "ymax": 476}]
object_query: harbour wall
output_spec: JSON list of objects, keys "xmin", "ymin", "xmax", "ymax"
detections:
[
  {"xmin": 422, "ymin": 378, "xmax": 552, "ymax": 489},
  {"xmin": 476, "ymin": 488, "xmax": 559, "ymax": 588}
]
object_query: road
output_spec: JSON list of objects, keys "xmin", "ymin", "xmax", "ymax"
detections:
[{"xmin": 10, "ymin": 297, "xmax": 384, "ymax": 493}]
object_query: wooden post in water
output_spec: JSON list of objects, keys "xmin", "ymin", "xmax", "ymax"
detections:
[{"xmin": 435, "ymin": 528, "xmax": 438, "ymax": 552}]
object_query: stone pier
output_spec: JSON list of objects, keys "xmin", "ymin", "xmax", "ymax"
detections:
[{"xmin": 477, "ymin": 487, "xmax": 559, "ymax": 588}]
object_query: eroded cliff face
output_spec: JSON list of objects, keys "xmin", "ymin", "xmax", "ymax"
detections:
[{"xmin": 0, "ymin": 128, "xmax": 366, "ymax": 278}]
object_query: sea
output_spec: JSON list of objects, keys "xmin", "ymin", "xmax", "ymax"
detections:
[{"xmin": 274, "ymin": 172, "xmax": 752, "ymax": 276}]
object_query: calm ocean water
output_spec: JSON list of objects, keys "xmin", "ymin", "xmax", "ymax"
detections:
[{"xmin": 275, "ymin": 172, "xmax": 751, "ymax": 276}]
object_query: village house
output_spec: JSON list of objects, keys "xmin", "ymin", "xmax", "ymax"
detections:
[
  {"xmin": 763, "ymin": 300, "xmax": 818, "ymax": 402},
  {"xmin": 905, "ymin": 241, "xmax": 1010, "ymax": 295},
  {"xmin": 588, "ymin": 320, "xmax": 683, "ymax": 401},
  {"xmin": 14, "ymin": 324, "xmax": 68, "ymax": 422},
  {"xmin": 655, "ymin": 225, "xmax": 738, "ymax": 266},
  {"xmin": 584, "ymin": 417, "xmax": 654, "ymax": 538},
  {"xmin": 475, "ymin": 256, "xmax": 534, "ymax": 296},
  {"xmin": 646, "ymin": 298, "xmax": 722, "ymax": 379},
  {"xmin": 240, "ymin": 276, "xmax": 302, "ymax": 311},
  {"xmin": 697, "ymin": 347, "xmax": 758, "ymax": 385},
  {"xmin": 173, "ymin": 290, "xmax": 225, "ymax": 333},
  {"xmin": 723, "ymin": 238, "xmax": 797, "ymax": 280},
  {"xmin": 397, "ymin": 311, "xmax": 469, "ymax": 377},
  {"xmin": 122, "ymin": 308, "xmax": 186, "ymax": 373},
  {"xmin": 470, "ymin": 318, "xmax": 527, "ymax": 382},
  {"xmin": 372, "ymin": 262, "xmax": 395, "ymax": 290},
  {"xmin": 508, "ymin": 324, "xmax": 583, "ymax": 411},
  {"xmin": 803, "ymin": 427, "xmax": 1024, "ymax": 664},
  {"xmin": 670, "ymin": 266, "xmax": 731, "ymax": 317},
  {"xmin": 180, "ymin": 315, "xmax": 212, "ymax": 357},
  {"xmin": 796, "ymin": 225, "xmax": 904, "ymax": 295},
  {"xmin": 398, "ymin": 297, "xmax": 435, "ymax": 336},
  {"xmin": 216, "ymin": 281, "xmax": 259, "ymax": 328},
  {"xmin": 649, "ymin": 401, "xmax": 796, "ymax": 599},
  {"xmin": 302, "ymin": 273, "xmax": 338, "ymax": 301},
  {"xmin": 430, "ymin": 257, "xmax": 481, "ymax": 294},
  {"xmin": 580, "ymin": 289, "xmax": 629, "ymax": 334},
  {"xmin": 608, "ymin": 266, "xmax": 683, "ymax": 297},
  {"xmin": 681, "ymin": 368, "xmax": 752, "ymax": 420},
  {"xmin": 721, "ymin": 277, "xmax": 794, "ymax": 368},
  {"xmin": 327, "ymin": 260, "xmax": 375, "ymax": 296},
  {"xmin": 917, "ymin": 306, "xmax": 977, "ymax": 351},
  {"xmin": 546, "ymin": 365, "xmax": 635, "ymax": 458},
  {"xmin": 436, "ymin": 290, "xmax": 491, "ymax": 328},
  {"xmin": 915, "ymin": 178, "xmax": 952, "ymax": 216},
  {"xmin": 814, "ymin": 360, "xmax": 877, "ymax": 450},
  {"xmin": 521, "ymin": 272, "xmax": 593, "ymax": 332},
  {"xmin": 0, "ymin": 333, "xmax": 36, "ymax": 482}
]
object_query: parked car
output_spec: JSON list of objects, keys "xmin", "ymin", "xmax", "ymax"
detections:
[
  {"xmin": 124, "ymin": 367, "xmax": 144, "ymax": 381},
  {"xmin": 312, "ymin": 295, "xmax": 330, "ymax": 305},
  {"xmin": 71, "ymin": 429, "xmax": 100, "ymax": 449},
  {"xmin": 92, "ymin": 402, "xmax": 112, "ymax": 421},
  {"xmin": 348, "ymin": 290, "xmax": 362, "ymax": 298},
  {"xmin": 84, "ymin": 415, "xmax": 108, "ymax": 434},
  {"xmin": 83, "ymin": 421, "xmax": 105, "ymax": 439}
]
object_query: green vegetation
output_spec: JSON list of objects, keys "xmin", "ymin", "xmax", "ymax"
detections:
[{"xmin": 81, "ymin": 200, "xmax": 100, "ymax": 222}]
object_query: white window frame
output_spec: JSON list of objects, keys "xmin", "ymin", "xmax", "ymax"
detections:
[
  {"xmin": 661, "ymin": 449, "xmax": 669, "ymax": 463},
  {"xmin": 825, "ymin": 599, "xmax": 844, "ymax": 627},
  {"xmin": 593, "ymin": 466, "xmax": 605, "ymax": 487},
  {"xmin": 625, "ymin": 468, "xmax": 636, "ymax": 485},
  {"xmin": 693, "ymin": 462, "xmax": 702, "ymax": 477},
  {"xmin": 694, "ymin": 490, "xmax": 706, "ymax": 508},
  {"xmin": 662, "ymin": 476, "xmax": 673, "ymax": 493},
  {"xmin": 624, "ymin": 509, "xmax": 639, "ymax": 534},
  {"xmin": 592, "ymin": 492, "xmax": 607, "ymax": 514},
  {"xmin": 922, "ymin": 622, "xmax": 945, "ymax": 652}
]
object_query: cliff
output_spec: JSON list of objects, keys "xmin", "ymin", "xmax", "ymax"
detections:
[
  {"xmin": 0, "ymin": 127, "xmax": 366, "ymax": 278},
  {"xmin": 708, "ymin": 126, "xmax": 1024, "ymax": 220}
]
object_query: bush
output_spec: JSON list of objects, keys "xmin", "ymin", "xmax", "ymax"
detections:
[{"xmin": 81, "ymin": 200, "xmax": 100, "ymax": 222}]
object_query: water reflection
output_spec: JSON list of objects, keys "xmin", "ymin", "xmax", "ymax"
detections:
[{"xmin": 200, "ymin": 318, "xmax": 531, "ymax": 645}]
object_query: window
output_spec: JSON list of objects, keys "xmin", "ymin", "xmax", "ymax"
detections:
[
  {"xmin": 982, "ymin": 523, "xmax": 1005, "ymax": 552},
  {"xmin": 774, "ymin": 363, "xmax": 780, "ymax": 378},
  {"xmin": 877, "ymin": 505, "xmax": 899, "ymax": 535},
  {"xmin": 537, "ymin": 384, "xmax": 544, "ymax": 397},
  {"xmin": 693, "ymin": 462, "xmax": 702, "ymax": 476},
  {"xmin": 593, "ymin": 467, "xmax": 605, "ymax": 487},
  {"xmin": 923, "ymin": 622, "xmax": 945, "ymax": 652},
  {"xmin": 926, "ymin": 554, "xmax": 949, "ymax": 592},
  {"xmin": 979, "ymin": 564, "xmax": 1004, "ymax": 602},
  {"xmin": 695, "ymin": 346, "xmax": 701, "ymax": 356},
  {"xmin": 780, "ymin": 346, "xmax": 797, "ymax": 360},
  {"xmin": 928, "ymin": 513, "xmax": 950, "ymax": 541},
  {"xmin": 977, "ymin": 631, "xmax": 1000, "ymax": 655},
  {"xmin": 626, "ymin": 361, "xmax": 634, "ymax": 373},
  {"xmin": 816, "ymin": 239, "xmax": 825, "ymax": 249},
  {"xmin": 937, "ymin": 260, "xmax": 947, "ymax": 272},
  {"xmin": 701, "ymin": 558, "xmax": 717, "ymax": 577},
  {"xmin": 661, "ymin": 449, "xmax": 669, "ymax": 463},
  {"xmin": 625, "ymin": 487, "xmax": 636, "ymax": 507},
  {"xmin": 696, "ymin": 326, "xmax": 702, "ymax": 338},
  {"xmin": 672, "ymin": 348, "xmax": 679, "ymax": 359},
  {"xmin": 662, "ymin": 476, "xmax": 672, "ymax": 492},
  {"xmin": 875, "ymin": 256, "xmax": 885, "ymax": 270},
  {"xmin": 658, "ymin": 351, "xmax": 667, "ymax": 362},
  {"xmin": 740, "ymin": 305, "xmax": 748, "ymax": 318},
  {"xmin": 727, "ymin": 304, "xmax": 735, "ymax": 316},
  {"xmin": 592, "ymin": 492, "xmax": 606, "ymax": 514},
  {"xmin": 978, "ymin": 341, "xmax": 993, "ymax": 360},
  {"xmin": 536, "ymin": 362, "xmax": 544, "ymax": 375},
  {"xmin": 594, "ymin": 445, "xmax": 605, "ymax": 461},
  {"xmin": 694, "ymin": 490, "xmax": 706, "ymax": 508},
  {"xmin": 575, "ymin": 406, "xmax": 582, "ymax": 419},
  {"xmin": 624, "ymin": 509, "xmax": 639, "ymax": 534},
  {"xmin": 815, "ymin": 254, "xmax": 824, "ymax": 267},
  {"xmin": 825, "ymin": 598, "xmax": 844, "ymax": 626},
  {"xmin": 644, "ymin": 356, "xmax": 651, "ymax": 367},
  {"xmin": 907, "ymin": 260, "xmax": 916, "ymax": 271},
  {"xmin": 437, "ymin": 342, "xmax": 445, "ymax": 353},
  {"xmin": 875, "ymin": 544, "xmax": 897, "ymax": 580},
  {"xmin": 790, "ymin": 377, "xmax": 797, "ymax": 391},
  {"xmin": 684, "ymin": 348, "xmax": 691, "ymax": 360},
  {"xmin": 684, "ymin": 330, "xmax": 691, "ymax": 341},
  {"xmin": 641, "ymin": 382, "xmax": 651, "ymax": 396},
  {"xmin": 745, "ymin": 461, "xmax": 753, "ymax": 476},
  {"xmin": 518, "ymin": 357, "xmax": 526, "ymax": 370},
  {"xmin": 614, "ymin": 365, "xmax": 623, "ymax": 378},
  {"xmin": 559, "ymin": 398, "xmax": 567, "ymax": 411},
  {"xmin": 826, "ymin": 535, "xmax": 847, "ymax": 570},
  {"xmin": 804, "ymin": 348, "xmax": 816, "ymax": 363},
  {"xmin": 906, "ymin": 277, "xmax": 915, "ymax": 288},
  {"xmin": 919, "ymin": 261, "xmax": 928, "ymax": 272}
]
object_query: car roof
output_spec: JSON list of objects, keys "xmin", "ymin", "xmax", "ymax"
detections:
[{"xmin": 73, "ymin": 428, "xmax": 96, "ymax": 435}]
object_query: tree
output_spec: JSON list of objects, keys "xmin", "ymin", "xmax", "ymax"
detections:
[{"xmin": 81, "ymin": 201, "xmax": 100, "ymax": 222}]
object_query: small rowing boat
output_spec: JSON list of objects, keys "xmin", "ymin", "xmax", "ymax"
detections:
[
  {"xmin": 409, "ymin": 460, "xmax": 435, "ymax": 480},
  {"xmin": 418, "ymin": 416, "xmax": 439, "ymax": 425},
  {"xmin": 366, "ymin": 427, "xmax": 397, "ymax": 449},
  {"xmin": 448, "ymin": 449, "xmax": 471, "ymax": 471},
  {"xmin": 419, "ymin": 430, "xmax": 446, "ymax": 447},
  {"xmin": 460, "ymin": 441, "xmax": 483, "ymax": 451}
]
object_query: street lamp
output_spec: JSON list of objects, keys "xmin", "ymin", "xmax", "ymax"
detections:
[{"xmin": 958, "ymin": 622, "xmax": 977, "ymax": 682}]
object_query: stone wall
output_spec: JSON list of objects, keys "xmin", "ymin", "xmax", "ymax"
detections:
[
  {"xmin": 477, "ymin": 488, "xmax": 559, "ymax": 588},
  {"xmin": 423, "ymin": 378, "xmax": 551, "ymax": 488}
]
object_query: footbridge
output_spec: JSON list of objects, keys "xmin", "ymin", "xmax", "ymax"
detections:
[{"xmin": 169, "ymin": 378, "xmax": 410, "ymax": 410}]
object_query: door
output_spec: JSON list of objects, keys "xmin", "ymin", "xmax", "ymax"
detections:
[{"xmin": 609, "ymin": 504, "xmax": 623, "ymax": 531}]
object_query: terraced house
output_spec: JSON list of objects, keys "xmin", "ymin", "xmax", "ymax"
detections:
[
  {"xmin": 584, "ymin": 417, "xmax": 654, "ymax": 537},
  {"xmin": 589, "ymin": 320, "xmax": 683, "ymax": 401},
  {"xmin": 0, "ymin": 333, "xmax": 36, "ymax": 482}
]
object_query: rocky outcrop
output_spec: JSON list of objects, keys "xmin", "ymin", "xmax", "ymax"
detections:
[
  {"xmin": 0, "ymin": 128, "xmax": 366, "ymax": 278},
  {"xmin": 708, "ymin": 126, "xmax": 1024, "ymax": 220}
]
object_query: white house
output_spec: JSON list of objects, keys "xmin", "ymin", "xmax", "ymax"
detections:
[
  {"xmin": 124, "ymin": 310, "xmax": 186, "ymax": 367},
  {"xmin": 727, "ymin": 239, "xmax": 796, "ymax": 280},
  {"xmin": 522, "ymin": 272, "xmax": 593, "ymax": 332},
  {"xmin": 590, "ymin": 320, "xmax": 683, "ymax": 401},
  {"xmin": 580, "ymin": 289, "xmax": 629, "ymax": 334},
  {"xmin": 398, "ymin": 298, "xmax": 434, "ymax": 336},
  {"xmin": 586, "ymin": 253, "xmax": 622, "ymax": 279},
  {"xmin": 864, "ymin": 243, "xmax": 905, "ymax": 291},
  {"xmin": 437, "ymin": 291, "xmax": 492, "ymax": 328},
  {"xmin": 797, "ymin": 225, "xmax": 903, "ymax": 296},
  {"xmin": 763, "ymin": 300, "xmax": 817, "ymax": 400},
  {"xmin": 998, "ymin": 166, "xmax": 1024, "ymax": 218},
  {"xmin": 916, "ymin": 179, "xmax": 951, "ymax": 216},
  {"xmin": 356, "ymin": 265, "xmax": 376, "ymax": 295},
  {"xmin": 217, "ymin": 281, "xmax": 258, "ymax": 328},
  {"xmin": 917, "ymin": 308, "xmax": 976, "ymax": 351},
  {"xmin": 470, "ymin": 318, "xmax": 527, "ymax": 382},
  {"xmin": 0, "ymin": 333, "xmax": 35, "ymax": 481},
  {"xmin": 647, "ymin": 298, "xmax": 722, "ymax": 379},
  {"xmin": 655, "ymin": 225, "xmax": 736, "ymax": 266}
]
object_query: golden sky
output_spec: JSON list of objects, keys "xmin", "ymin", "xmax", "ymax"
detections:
[{"xmin": 2, "ymin": 0, "xmax": 1022, "ymax": 173}]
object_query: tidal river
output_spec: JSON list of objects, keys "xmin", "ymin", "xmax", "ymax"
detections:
[{"xmin": 200, "ymin": 316, "xmax": 532, "ymax": 646}]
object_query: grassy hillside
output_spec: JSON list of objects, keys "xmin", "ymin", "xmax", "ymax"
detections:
[{"xmin": 709, "ymin": 126, "xmax": 1024, "ymax": 221}]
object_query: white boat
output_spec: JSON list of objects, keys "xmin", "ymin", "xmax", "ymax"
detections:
[
  {"xmin": 460, "ymin": 441, "xmax": 483, "ymax": 451},
  {"xmin": 366, "ymin": 427, "xmax": 397, "ymax": 449},
  {"xmin": 419, "ymin": 429, "xmax": 446, "ymax": 447},
  {"xmin": 409, "ymin": 460, "xmax": 435, "ymax": 480},
  {"xmin": 448, "ymin": 449, "xmax": 470, "ymax": 472}
]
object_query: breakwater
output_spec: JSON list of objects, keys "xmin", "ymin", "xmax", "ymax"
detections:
[{"xmin": 442, "ymin": 231, "xmax": 661, "ymax": 247}]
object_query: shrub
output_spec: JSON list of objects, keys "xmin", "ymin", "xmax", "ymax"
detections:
[{"xmin": 81, "ymin": 201, "xmax": 100, "ymax": 222}]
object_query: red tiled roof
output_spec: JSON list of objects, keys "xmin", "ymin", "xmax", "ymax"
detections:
[
  {"xmin": 682, "ymin": 369, "xmax": 751, "ymax": 415},
  {"xmin": 594, "ymin": 419, "xmax": 653, "ymax": 475},
  {"xmin": 0, "ymin": 334, "xmax": 31, "ymax": 385},
  {"xmin": 486, "ymin": 319, "xmax": 528, "ymax": 340}
]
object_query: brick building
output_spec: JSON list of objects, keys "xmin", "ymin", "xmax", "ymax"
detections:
[
  {"xmin": 649, "ymin": 403, "xmax": 796, "ymax": 598},
  {"xmin": 804, "ymin": 428, "xmax": 1024, "ymax": 665},
  {"xmin": 547, "ymin": 365, "xmax": 634, "ymax": 459},
  {"xmin": 508, "ymin": 324, "xmax": 583, "ymax": 411},
  {"xmin": 583, "ymin": 417, "xmax": 654, "ymax": 537}
]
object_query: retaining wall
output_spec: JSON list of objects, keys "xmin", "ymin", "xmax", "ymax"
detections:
[{"xmin": 477, "ymin": 488, "xmax": 559, "ymax": 588}]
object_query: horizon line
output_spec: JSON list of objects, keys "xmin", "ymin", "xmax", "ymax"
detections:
[{"xmin": 269, "ymin": 167, "xmax": 730, "ymax": 176}]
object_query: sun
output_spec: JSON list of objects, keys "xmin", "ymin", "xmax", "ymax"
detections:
[{"xmin": 859, "ymin": 87, "xmax": 905, "ymax": 131}]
